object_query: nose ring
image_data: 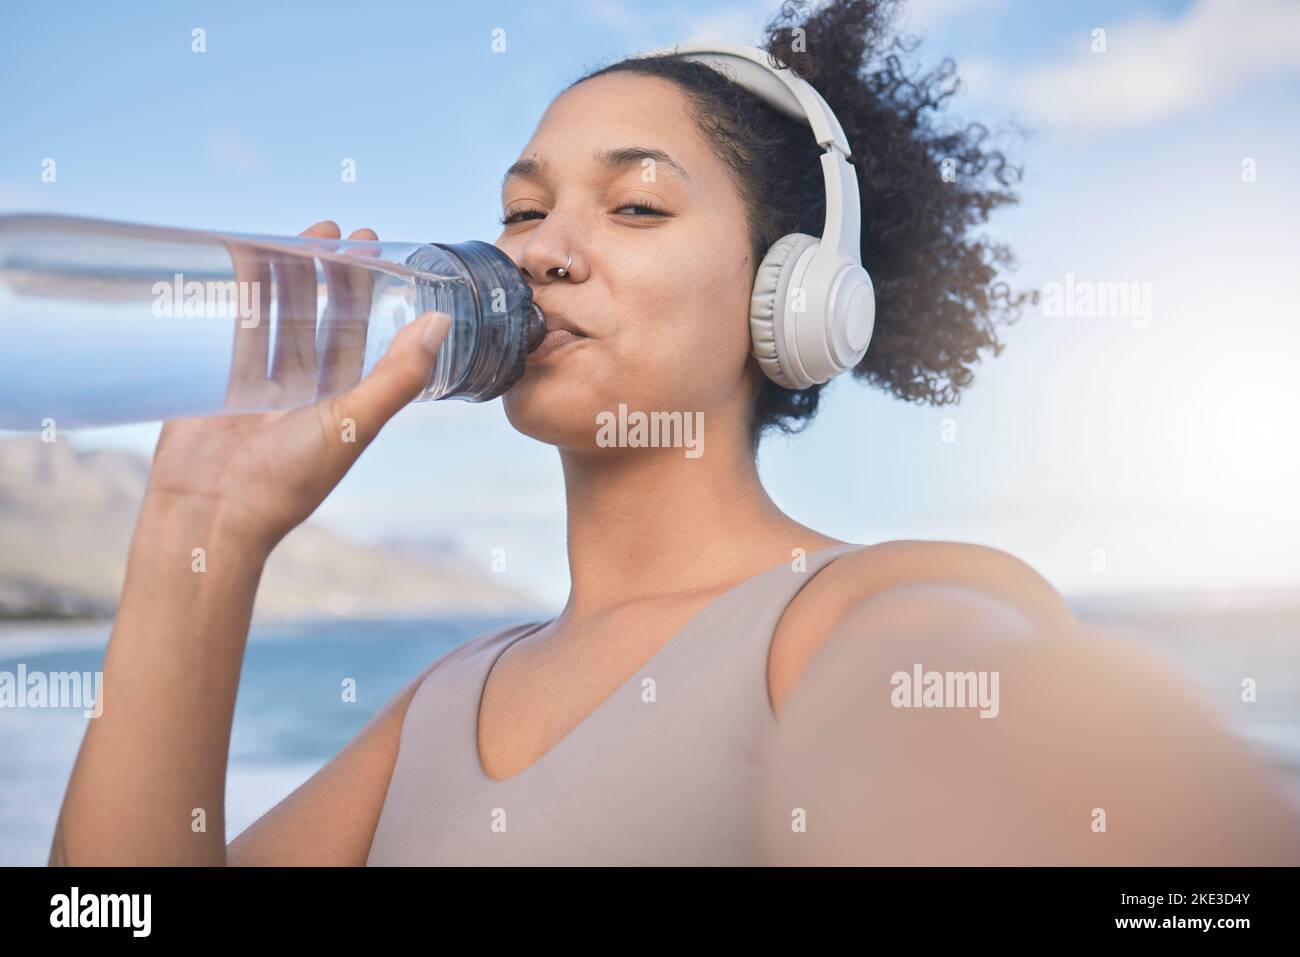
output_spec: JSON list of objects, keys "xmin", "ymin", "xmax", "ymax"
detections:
[{"xmin": 556, "ymin": 253, "xmax": 572, "ymax": 278}]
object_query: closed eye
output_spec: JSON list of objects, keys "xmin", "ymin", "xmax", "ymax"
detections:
[
  {"xmin": 613, "ymin": 201, "xmax": 668, "ymax": 217},
  {"xmin": 499, "ymin": 206, "xmax": 545, "ymax": 225},
  {"xmin": 499, "ymin": 201, "xmax": 669, "ymax": 225}
]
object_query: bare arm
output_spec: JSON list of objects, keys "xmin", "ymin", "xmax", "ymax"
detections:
[
  {"xmin": 51, "ymin": 499, "xmax": 443, "ymax": 867},
  {"xmin": 49, "ymin": 499, "xmax": 267, "ymax": 865},
  {"xmin": 47, "ymin": 220, "xmax": 452, "ymax": 866},
  {"xmin": 760, "ymin": 581, "xmax": 1300, "ymax": 865}
]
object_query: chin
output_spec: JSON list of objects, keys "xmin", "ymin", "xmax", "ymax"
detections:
[{"xmin": 502, "ymin": 372, "xmax": 610, "ymax": 450}]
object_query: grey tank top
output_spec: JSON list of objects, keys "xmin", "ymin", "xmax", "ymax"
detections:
[{"xmin": 366, "ymin": 542, "xmax": 864, "ymax": 866}]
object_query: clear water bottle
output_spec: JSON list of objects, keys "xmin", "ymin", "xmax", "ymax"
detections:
[{"xmin": 0, "ymin": 213, "xmax": 547, "ymax": 431}]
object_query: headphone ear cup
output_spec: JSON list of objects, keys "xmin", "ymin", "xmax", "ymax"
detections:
[{"xmin": 750, "ymin": 233, "xmax": 818, "ymax": 389}]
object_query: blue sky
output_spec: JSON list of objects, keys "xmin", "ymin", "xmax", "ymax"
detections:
[{"xmin": 2, "ymin": 0, "xmax": 1298, "ymax": 606}]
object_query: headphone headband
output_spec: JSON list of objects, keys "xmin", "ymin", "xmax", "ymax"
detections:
[
  {"xmin": 639, "ymin": 42, "xmax": 852, "ymax": 155},
  {"xmin": 631, "ymin": 41, "xmax": 863, "ymax": 268}
]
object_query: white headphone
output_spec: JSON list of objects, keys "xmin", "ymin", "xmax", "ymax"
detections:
[{"xmin": 633, "ymin": 41, "xmax": 876, "ymax": 390}]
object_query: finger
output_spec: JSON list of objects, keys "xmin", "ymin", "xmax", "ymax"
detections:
[
  {"xmin": 316, "ymin": 227, "xmax": 379, "ymax": 399},
  {"xmin": 223, "ymin": 241, "xmax": 273, "ymax": 409},
  {"xmin": 268, "ymin": 222, "xmax": 340, "ymax": 400},
  {"xmin": 301, "ymin": 220, "xmax": 342, "ymax": 240},
  {"xmin": 327, "ymin": 311, "xmax": 450, "ymax": 449}
]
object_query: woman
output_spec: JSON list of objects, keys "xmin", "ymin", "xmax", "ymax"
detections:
[{"xmin": 49, "ymin": 0, "xmax": 1299, "ymax": 865}]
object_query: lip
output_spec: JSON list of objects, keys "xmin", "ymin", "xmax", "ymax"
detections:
[
  {"xmin": 530, "ymin": 327, "xmax": 588, "ymax": 360},
  {"xmin": 533, "ymin": 305, "xmax": 590, "ymax": 339}
]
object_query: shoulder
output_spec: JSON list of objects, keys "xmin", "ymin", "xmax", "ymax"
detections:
[
  {"xmin": 410, "ymin": 618, "xmax": 547, "ymax": 700},
  {"xmin": 767, "ymin": 539, "xmax": 1075, "ymax": 716}
]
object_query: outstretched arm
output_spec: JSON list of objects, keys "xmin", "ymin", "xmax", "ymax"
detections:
[{"xmin": 760, "ymin": 579, "xmax": 1300, "ymax": 865}]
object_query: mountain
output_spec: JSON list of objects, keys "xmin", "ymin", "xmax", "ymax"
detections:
[{"xmin": 0, "ymin": 435, "xmax": 541, "ymax": 622}]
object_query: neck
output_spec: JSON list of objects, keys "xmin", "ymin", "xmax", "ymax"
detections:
[{"xmin": 556, "ymin": 423, "xmax": 829, "ymax": 617}]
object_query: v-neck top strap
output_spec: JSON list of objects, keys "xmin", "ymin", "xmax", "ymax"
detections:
[{"xmin": 366, "ymin": 542, "xmax": 866, "ymax": 866}]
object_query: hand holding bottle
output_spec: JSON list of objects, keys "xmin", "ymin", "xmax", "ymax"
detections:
[
  {"xmin": 43, "ymin": 217, "xmax": 523, "ymax": 866},
  {"xmin": 144, "ymin": 220, "xmax": 450, "ymax": 556}
]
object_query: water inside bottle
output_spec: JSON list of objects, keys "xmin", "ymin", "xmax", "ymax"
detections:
[{"xmin": 0, "ymin": 219, "xmax": 472, "ymax": 429}]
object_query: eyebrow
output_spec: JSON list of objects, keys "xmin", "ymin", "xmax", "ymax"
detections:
[{"xmin": 501, "ymin": 146, "xmax": 691, "ymax": 191}]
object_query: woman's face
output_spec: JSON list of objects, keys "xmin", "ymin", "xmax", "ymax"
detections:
[{"xmin": 494, "ymin": 72, "xmax": 760, "ymax": 452}]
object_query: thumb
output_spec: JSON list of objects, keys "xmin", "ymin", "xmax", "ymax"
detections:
[{"xmin": 331, "ymin": 311, "xmax": 451, "ymax": 446}]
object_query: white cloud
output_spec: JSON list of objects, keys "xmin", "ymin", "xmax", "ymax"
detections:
[
  {"xmin": 1010, "ymin": 0, "xmax": 1300, "ymax": 132},
  {"xmin": 950, "ymin": 53, "xmax": 997, "ymax": 101}
]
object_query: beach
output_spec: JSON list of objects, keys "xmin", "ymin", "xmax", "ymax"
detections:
[{"xmin": 1, "ymin": 597, "xmax": 1296, "ymax": 866}]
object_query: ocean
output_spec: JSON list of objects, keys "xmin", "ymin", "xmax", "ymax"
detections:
[
  {"xmin": 1, "ymin": 603, "xmax": 1296, "ymax": 866},
  {"xmin": 0, "ymin": 615, "xmax": 525, "ymax": 866}
]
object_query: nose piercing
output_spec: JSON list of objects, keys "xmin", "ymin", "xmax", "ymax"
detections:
[{"xmin": 556, "ymin": 253, "xmax": 572, "ymax": 278}]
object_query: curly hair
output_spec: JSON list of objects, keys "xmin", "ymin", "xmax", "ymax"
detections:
[{"xmin": 569, "ymin": 0, "xmax": 1032, "ymax": 447}]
